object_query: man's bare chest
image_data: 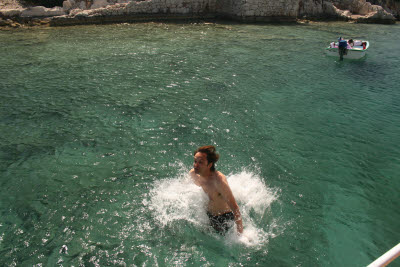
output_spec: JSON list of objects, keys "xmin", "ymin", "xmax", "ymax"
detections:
[{"xmin": 199, "ymin": 181, "xmax": 222, "ymax": 201}]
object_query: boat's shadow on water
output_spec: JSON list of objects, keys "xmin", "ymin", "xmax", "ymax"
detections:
[{"xmin": 325, "ymin": 53, "xmax": 369, "ymax": 64}]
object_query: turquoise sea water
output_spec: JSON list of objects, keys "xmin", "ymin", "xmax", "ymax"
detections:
[{"xmin": 0, "ymin": 21, "xmax": 399, "ymax": 266}]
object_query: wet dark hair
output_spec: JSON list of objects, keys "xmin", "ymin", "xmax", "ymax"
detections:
[{"xmin": 194, "ymin": 145, "xmax": 220, "ymax": 171}]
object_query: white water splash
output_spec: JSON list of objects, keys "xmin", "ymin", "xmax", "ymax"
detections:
[
  {"xmin": 224, "ymin": 169, "xmax": 279, "ymax": 247},
  {"xmin": 148, "ymin": 172, "xmax": 209, "ymax": 228},
  {"xmin": 148, "ymin": 167, "xmax": 279, "ymax": 247}
]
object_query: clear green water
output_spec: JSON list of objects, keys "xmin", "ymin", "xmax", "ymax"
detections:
[{"xmin": 0, "ymin": 21, "xmax": 399, "ymax": 266}]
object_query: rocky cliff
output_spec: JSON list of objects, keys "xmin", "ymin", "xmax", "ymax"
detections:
[
  {"xmin": 0, "ymin": 0, "xmax": 397, "ymax": 27},
  {"xmin": 368, "ymin": 0, "xmax": 400, "ymax": 18}
]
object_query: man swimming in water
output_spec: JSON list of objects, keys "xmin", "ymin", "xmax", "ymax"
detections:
[{"xmin": 189, "ymin": 146, "xmax": 243, "ymax": 235}]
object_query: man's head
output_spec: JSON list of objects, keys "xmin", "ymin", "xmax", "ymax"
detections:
[{"xmin": 193, "ymin": 145, "xmax": 219, "ymax": 174}]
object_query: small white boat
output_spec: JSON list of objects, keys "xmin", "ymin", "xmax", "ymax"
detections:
[{"xmin": 325, "ymin": 39, "xmax": 369, "ymax": 59}]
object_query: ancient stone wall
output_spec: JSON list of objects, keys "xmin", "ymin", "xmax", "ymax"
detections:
[
  {"xmin": 59, "ymin": 0, "xmax": 393, "ymax": 23},
  {"xmin": 0, "ymin": 0, "xmax": 397, "ymax": 26}
]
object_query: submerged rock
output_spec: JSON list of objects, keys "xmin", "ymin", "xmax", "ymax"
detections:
[
  {"xmin": 0, "ymin": 8, "xmax": 22, "ymax": 17},
  {"xmin": 0, "ymin": 18, "xmax": 7, "ymax": 26}
]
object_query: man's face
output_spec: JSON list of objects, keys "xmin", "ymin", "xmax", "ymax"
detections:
[{"xmin": 193, "ymin": 152, "xmax": 211, "ymax": 175}]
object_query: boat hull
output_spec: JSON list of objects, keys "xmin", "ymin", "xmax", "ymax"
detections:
[{"xmin": 325, "ymin": 41, "xmax": 369, "ymax": 59}]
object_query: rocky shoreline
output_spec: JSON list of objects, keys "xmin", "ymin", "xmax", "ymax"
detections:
[{"xmin": 0, "ymin": 0, "xmax": 398, "ymax": 28}]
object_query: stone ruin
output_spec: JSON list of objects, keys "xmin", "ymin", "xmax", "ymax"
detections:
[{"xmin": 0, "ymin": 0, "xmax": 396, "ymax": 26}]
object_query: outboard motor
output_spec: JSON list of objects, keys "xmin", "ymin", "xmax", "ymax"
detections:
[{"xmin": 338, "ymin": 39, "xmax": 348, "ymax": 61}]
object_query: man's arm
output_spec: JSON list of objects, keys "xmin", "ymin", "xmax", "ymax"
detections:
[{"xmin": 217, "ymin": 174, "xmax": 243, "ymax": 234}]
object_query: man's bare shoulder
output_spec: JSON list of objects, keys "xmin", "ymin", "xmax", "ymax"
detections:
[
  {"xmin": 214, "ymin": 171, "xmax": 233, "ymax": 196},
  {"xmin": 214, "ymin": 171, "xmax": 228, "ymax": 184}
]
